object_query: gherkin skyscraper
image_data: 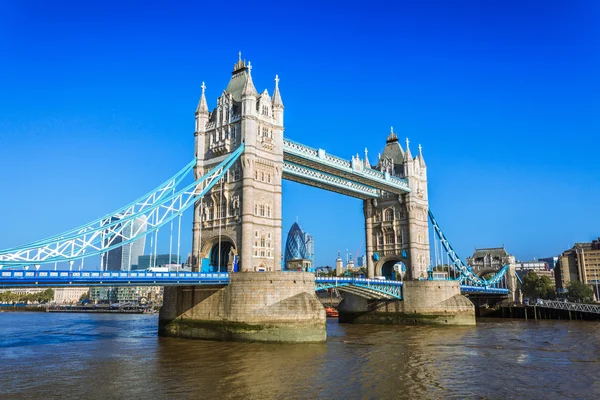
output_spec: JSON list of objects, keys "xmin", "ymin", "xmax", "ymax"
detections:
[{"xmin": 284, "ymin": 222, "xmax": 312, "ymax": 271}]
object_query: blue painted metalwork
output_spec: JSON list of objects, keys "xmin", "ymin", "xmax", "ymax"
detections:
[
  {"xmin": 0, "ymin": 270, "xmax": 508, "ymax": 296},
  {"xmin": 0, "ymin": 145, "xmax": 244, "ymax": 267},
  {"xmin": 282, "ymin": 161, "xmax": 379, "ymax": 198},
  {"xmin": 0, "ymin": 270, "xmax": 230, "ymax": 287},
  {"xmin": 428, "ymin": 209, "xmax": 508, "ymax": 287},
  {"xmin": 283, "ymin": 138, "xmax": 410, "ymax": 195},
  {"xmin": 0, "ymin": 159, "xmax": 196, "ymax": 252},
  {"xmin": 315, "ymin": 277, "xmax": 403, "ymax": 299}
]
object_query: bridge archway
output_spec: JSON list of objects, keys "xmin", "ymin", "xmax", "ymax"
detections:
[
  {"xmin": 376, "ymin": 256, "xmax": 407, "ymax": 280},
  {"xmin": 200, "ymin": 235, "xmax": 237, "ymax": 273}
]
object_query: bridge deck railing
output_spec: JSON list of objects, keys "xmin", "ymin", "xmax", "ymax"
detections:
[{"xmin": 1, "ymin": 270, "xmax": 229, "ymax": 280}]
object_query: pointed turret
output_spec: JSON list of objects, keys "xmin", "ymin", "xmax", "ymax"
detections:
[
  {"xmin": 272, "ymin": 74, "xmax": 283, "ymax": 107},
  {"xmin": 242, "ymin": 62, "xmax": 257, "ymax": 98},
  {"xmin": 417, "ymin": 144, "xmax": 426, "ymax": 167},
  {"xmin": 404, "ymin": 137, "xmax": 413, "ymax": 162},
  {"xmin": 364, "ymin": 148, "xmax": 371, "ymax": 168},
  {"xmin": 196, "ymin": 81, "xmax": 209, "ymax": 115},
  {"xmin": 272, "ymin": 74, "xmax": 284, "ymax": 126},
  {"xmin": 404, "ymin": 137, "xmax": 413, "ymax": 177}
]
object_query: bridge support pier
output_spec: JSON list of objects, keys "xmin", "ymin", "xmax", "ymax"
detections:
[
  {"xmin": 159, "ymin": 272, "xmax": 326, "ymax": 342},
  {"xmin": 338, "ymin": 280, "xmax": 475, "ymax": 326}
]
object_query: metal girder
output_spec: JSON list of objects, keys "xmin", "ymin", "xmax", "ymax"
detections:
[
  {"xmin": 283, "ymin": 161, "xmax": 378, "ymax": 199},
  {"xmin": 283, "ymin": 138, "xmax": 410, "ymax": 195},
  {"xmin": 0, "ymin": 145, "xmax": 244, "ymax": 267},
  {"xmin": 429, "ymin": 210, "xmax": 509, "ymax": 288},
  {"xmin": 0, "ymin": 270, "xmax": 230, "ymax": 287},
  {"xmin": 315, "ymin": 277, "xmax": 403, "ymax": 299}
]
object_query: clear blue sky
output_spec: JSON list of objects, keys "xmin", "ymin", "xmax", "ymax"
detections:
[{"xmin": 1, "ymin": 0, "xmax": 599, "ymax": 268}]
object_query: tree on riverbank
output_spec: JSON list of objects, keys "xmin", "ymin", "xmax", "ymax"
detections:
[
  {"xmin": 566, "ymin": 281, "xmax": 594, "ymax": 303},
  {"xmin": 521, "ymin": 272, "xmax": 555, "ymax": 300},
  {"xmin": 0, "ymin": 288, "xmax": 54, "ymax": 304}
]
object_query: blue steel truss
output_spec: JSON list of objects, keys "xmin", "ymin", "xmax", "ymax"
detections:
[
  {"xmin": 428, "ymin": 209, "xmax": 508, "ymax": 287},
  {"xmin": 315, "ymin": 277, "xmax": 404, "ymax": 299},
  {"xmin": 283, "ymin": 138, "xmax": 410, "ymax": 195},
  {"xmin": 0, "ymin": 145, "xmax": 244, "ymax": 267}
]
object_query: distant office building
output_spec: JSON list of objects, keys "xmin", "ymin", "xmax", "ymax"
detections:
[
  {"xmin": 136, "ymin": 254, "xmax": 181, "ymax": 270},
  {"xmin": 556, "ymin": 238, "xmax": 600, "ymax": 299},
  {"xmin": 89, "ymin": 287, "xmax": 117, "ymax": 303},
  {"xmin": 539, "ymin": 256, "xmax": 559, "ymax": 270},
  {"xmin": 102, "ymin": 215, "xmax": 147, "ymax": 271},
  {"xmin": 356, "ymin": 255, "xmax": 366, "ymax": 267},
  {"xmin": 284, "ymin": 222, "xmax": 313, "ymax": 271},
  {"xmin": 515, "ymin": 261, "xmax": 548, "ymax": 271},
  {"xmin": 90, "ymin": 286, "xmax": 163, "ymax": 304},
  {"xmin": 54, "ymin": 287, "xmax": 89, "ymax": 304},
  {"xmin": 515, "ymin": 260, "xmax": 556, "ymax": 289},
  {"xmin": 305, "ymin": 233, "xmax": 315, "ymax": 261}
]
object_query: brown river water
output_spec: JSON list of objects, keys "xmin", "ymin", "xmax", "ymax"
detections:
[{"xmin": 1, "ymin": 312, "xmax": 599, "ymax": 399}]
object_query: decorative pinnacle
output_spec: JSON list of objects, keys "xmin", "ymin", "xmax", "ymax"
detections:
[
  {"xmin": 391, "ymin": 126, "xmax": 394, "ymax": 133},
  {"xmin": 201, "ymin": 81, "xmax": 206, "ymax": 94},
  {"xmin": 418, "ymin": 144, "xmax": 422, "ymax": 154},
  {"xmin": 275, "ymin": 74, "xmax": 280, "ymax": 88},
  {"xmin": 247, "ymin": 61, "xmax": 252, "ymax": 73},
  {"xmin": 238, "ymin": 51, "xmax": 242, "ymax": 62},
  {"xmin": 406, "ymin": 138, "xmax": 410, "ymax": 148}
]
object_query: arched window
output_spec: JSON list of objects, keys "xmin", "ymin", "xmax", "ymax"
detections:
[
  {"xmin": 385, "ymin": 209, "xmax": 394, "ymax": 221},
  {"xmin": 385, "ymin": 233, "xmax": 394, "ymax": 244}
]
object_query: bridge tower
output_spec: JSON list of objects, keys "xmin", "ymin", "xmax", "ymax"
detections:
[
  {"xmin": 364, "ymin": 130, "xmax": 430, "ymax": 280},
  {"xmin": 161, "ymin": 55, "xmax": 325, "ymax": 343},
  {"xmin": 192, "ymin": 54, "xmax": 284, "ymax": 273}
]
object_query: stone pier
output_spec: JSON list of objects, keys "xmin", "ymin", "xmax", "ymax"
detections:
[
  {"xmin": 159, "ymin": 272, "xmax": 326, "ymax": 342},
  {"xmin": 338, "ymin": 280, "xmax": 475, "ymax": 326}
]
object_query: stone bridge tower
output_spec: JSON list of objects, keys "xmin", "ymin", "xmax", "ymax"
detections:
[
  {"xmin": 364, "ymin": 129, "xmax": 430, "ymax": 280},
  {"xmin": 192, "ymin": 54, "xmax": 284, "ymax": 273},
  {"xmin": 161, "ymin": 55, "xmax": 324, "ymax": 342}
]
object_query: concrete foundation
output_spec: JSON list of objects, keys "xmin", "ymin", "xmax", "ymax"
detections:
[
  {"xmin": 338, "ymin": 280, "xmax": 475, "ymax": 326},
  {"xmin": 159, "ymin": 272, "xmax": 326, "ymax": 342}
]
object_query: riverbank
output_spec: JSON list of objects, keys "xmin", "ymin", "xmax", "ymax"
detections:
[{"xmin": 0, "ymin": 304, "xmax": 47, "ymax": 312}]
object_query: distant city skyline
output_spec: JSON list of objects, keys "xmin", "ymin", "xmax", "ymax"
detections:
[{"xmin": 1, "ymin": 1, "xmax": 599, "ymax": 269}]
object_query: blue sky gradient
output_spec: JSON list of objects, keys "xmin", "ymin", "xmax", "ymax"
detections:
[{"xmin": 0, "ymin": 0, "xmax": 599, "ymax": 268}]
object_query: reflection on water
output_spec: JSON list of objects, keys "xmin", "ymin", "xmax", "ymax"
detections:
[{"xmin": 1, "ymin": 313, "xmax": 599, "ymax": 399}]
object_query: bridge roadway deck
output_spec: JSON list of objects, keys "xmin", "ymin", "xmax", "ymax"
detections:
[{"xmin": 0, "ymin": 271, "xmax": 508, "ymax": 297}]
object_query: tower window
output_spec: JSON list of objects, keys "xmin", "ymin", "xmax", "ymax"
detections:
[{"xmin": 385, "ymin": 209, "xmax": 394, "ymax": 221}]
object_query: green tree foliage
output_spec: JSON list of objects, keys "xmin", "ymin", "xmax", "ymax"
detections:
[
  {"xmin": 521, "ymin": 271, "xmax": 556, "ymax": 300},
  {"xmin": 79, "ymin": 291, "xmax": 89, "ymax": 303},
  {"xmin": 0, "ymin": 288, "xmax": 55, "ymax": 304},
  {"xmin": 566, "ymin": 280, "xmax": 594, "ymax": 303}
]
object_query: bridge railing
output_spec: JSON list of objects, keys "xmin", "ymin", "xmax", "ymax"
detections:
[
  {"xmin": 283, "ymin": 138, "xmax": 410, "ymax": 191},
  {"xmin": 315, "ymin": 276, "xmax": 404, "ymax": 286},
  {"xmin": 535, "ymin": 300, "xmax": 600, "ymax": 314},
  {"xmin": 0, "ymin": 270, "xmax": 229, "ymax": 281}
]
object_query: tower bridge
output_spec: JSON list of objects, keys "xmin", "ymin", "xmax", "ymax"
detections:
[{"xmin": 0, "ymin": 54, "xmax": 512, "ymax": 342}]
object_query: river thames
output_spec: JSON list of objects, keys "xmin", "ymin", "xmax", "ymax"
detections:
[{"xmin": 1, "ymin": 312, "xmax": 598, "ymax": 399}]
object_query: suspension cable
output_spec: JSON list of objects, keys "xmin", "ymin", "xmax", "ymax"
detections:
[
  {"xmin": 218, "ymin": 177, "xmax": 223, "ymax": 273},
  {"xmin": 169, "ymin": 186, "xmax": 175, "ymax": 266}
]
